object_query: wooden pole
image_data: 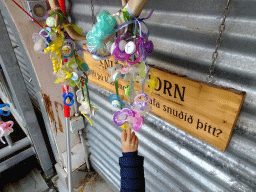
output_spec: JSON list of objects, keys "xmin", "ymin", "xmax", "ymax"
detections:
[{"xmin": 128, "ymin": 0, "xmax": 149, "ymax": 17}]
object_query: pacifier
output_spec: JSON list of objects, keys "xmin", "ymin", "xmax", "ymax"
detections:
[
  {"xmin": 113, "ymin": 108, "xmax": 133, "ymax": 126},
  {"xmin": 62, "ymin": 39, "xmax": 75, "ymax": 56},
  {"xmin": 71, "ymin": 72, "xmax": 79, "ymax": 81},
  {"xmin": 79, "ymin": 101, "xmax": 96, "ymax": 116},
  {"xmin": 124, "ymin": 84, "xmax": 140, "ymax": 101},
  {"xmin": 0, "ymin": 121, "xmax": 14, "ymax": 144},
  {"xmin": 112, "ymin": 34, "xmax": 141, "ymax": 65},
  {"xmin": 0, "ymin": 103, "xmax": 10, "ymax": 116},
  {"xmin": 38, "ymin": 28, "xmax": 51, "ymax": 38},
  {"xmin": 76, "ymin": 89, "xmax": 87, "ymax": 104},
  {"xmin": 0, "ymin": 121, "xmax": 14, "ymax": 132},
  {"xmin": 32, "ymin": 33, "xmax": 48, "ymax": 53},
  {"xmin": 116, "ymin": 65, "xmax": 130, "ymax": 74},
  {"xmin": 46, "ymin": 16, "xmax": 56, "ymax": 27},
  {"xmin": 109, "ymin": 94, "xmax": 125, "ymax": 108},
  {"xmin": 79, "ymin": 100, "xmax": 90, "ymax": 114},
  {"xmin": 62, "ymin": 92, "xmax": 74, "ymax": 106},
  {"xmin": 129, "ymin": 66, "xmax": 141, "ymax": 74},
  {"xmin": 125, "ymin": 41, "xmax": 136, "ymax": 55},
  {"xmin": 113, "ymin": 108, "xmax": 143, "ymax": 131},
  {"xmin": 137, "ymin": 34, "xmax": 154, "ymax": 59},
  {"xmin": 88, "ymin": 39, "xmax": 112, "ymax": 61},
  {"xmin": 56, "ymin": 69, "xmax": 66, "ymax": 79},
  {"xmin": 132, "ymin": 94, "xmax": 151, "ymax": 116},
  {"xmin": 107, "ymin": 64, "xmax": 123, "ymax": 83},
  {"xmin": 134, "ymin": 61, "xmax": 147, "ymax": 83},
  {"xmin": 146, "ymin": 73, "xmax": 158, "ymax": 94},
  {"xmin": 91, "ymin": 54, "xmax": 110, "ymax": 61}
]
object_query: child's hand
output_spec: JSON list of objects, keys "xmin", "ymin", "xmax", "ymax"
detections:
[{"xmin": 121, "ymin": 127, "xmax": 139, "ymax": 153}]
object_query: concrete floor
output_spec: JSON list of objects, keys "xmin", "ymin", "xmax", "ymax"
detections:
[
  {"xmin": 2, "ymin": 168, "xmax": 49, "ymax": 192},
  {"xmin": 81, "ymin": 173, "xmax": 114, "ymax": 192},
  {"xmin": 2, "ymin": 163, "xmax": 114, "ymax": 192},
  {"xmin": 53, "ymin": 172, "xmax": 115, "ymax": 192}
]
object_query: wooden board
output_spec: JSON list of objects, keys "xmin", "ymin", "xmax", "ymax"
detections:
[{"xmin": 83, "ymin": 51, "xmax": 245, "ymax": 151}]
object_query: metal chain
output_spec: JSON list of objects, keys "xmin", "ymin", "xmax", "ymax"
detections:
[
  {"xmin": 207, "ymin": 0, "xmax": 231, "ymax": 83},
  {"xmin": 90, "ymin": 0, "xmax": 95, "ymax": 26}
]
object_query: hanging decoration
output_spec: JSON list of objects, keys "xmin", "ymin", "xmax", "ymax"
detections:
[
  {"xmin": 85, "ymin": 0, "xmax": 157, "ymax": 131},
  {"xmin": 31, "ymin": 0, "xmax": 97, "ymax": 124},
  {"xmin": 13, "ymin": 0, "xmax": 156, "ymax": 132}
]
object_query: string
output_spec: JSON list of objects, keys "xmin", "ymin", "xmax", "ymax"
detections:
[
  {"xmin": 116, "ymin": 8, "xmax": 154, "ymax": 36},
  {"xmin": 81, "ymin": 112, "xmax": 93, "ymax": 126},
  {"xmin": 11, "ymin": 0, "xmax": 44, "ymax": 28},
  {"xmin": 114, "ymin": 81, "xmax": 119, "ymax": 96},
  {"xmin": 84, "ymin": 82, "xmax": 91, "ymax": 105}
]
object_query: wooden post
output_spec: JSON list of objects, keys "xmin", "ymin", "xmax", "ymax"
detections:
[{"xmin": 128, "ymin": 0, "xmax": 149, "ymax": 17}]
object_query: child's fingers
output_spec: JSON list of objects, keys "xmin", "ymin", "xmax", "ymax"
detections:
[
  {"xmin": 121, "ymin": 130, "xmax": 126, "ymax": 142},
  {"xmin": 135, "ymin": 136, "xmax": 139, "ymax": 147},
  {"xmin": 131, "ymin": 132, "xmax": 136, "ymax": 144},
  {"xmin": 131, "ymin": 131, "xmax": 135, "ymax": 141},
  {"xmin": 126, "ymin": 127, "xmax": 131, "ymax": 141}
]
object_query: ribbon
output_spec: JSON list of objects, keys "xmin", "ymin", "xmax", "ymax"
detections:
[
  {"xmin": 81, "ymin": 112, "xmax": 93, "ymax": 126},
  {"xmin": 116, "ymin": 6, "xmax": 153, "ymax": 94},
  {"xmin": 116, "ymin": 8, "xmax": 154, "ymax": 37},
  {"xmin": 117, "ymin": 7, "xmax": 154, "ymax": 61}
]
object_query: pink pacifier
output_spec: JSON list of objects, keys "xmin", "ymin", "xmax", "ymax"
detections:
[
  {"xmin": 113, "ymin": 108, "xmax": 143, "ymax": 131},
  {"xmin": 0, "ymin": 121, "xmax": 14, "ymax": 144}
]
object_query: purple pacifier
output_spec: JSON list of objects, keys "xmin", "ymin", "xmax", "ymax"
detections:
[
  {"xmin": 112, "ymin": 108, "xmax": 143, "ymax": 131},
  {"xmin": 113, "ymin": 108, "xmax": 133, "ymax": 126},
  {"xmin": 112, "ymin": 34, "xmax": 141, "ymax": 65},
  {"xmin": 132, "ymin": 93, "xmax": 151, "ymax": 116}
]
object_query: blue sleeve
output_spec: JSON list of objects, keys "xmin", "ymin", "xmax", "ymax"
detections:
[{"xmin": 119, "ymin": 151, "xmax": 145, "ymax": 192}]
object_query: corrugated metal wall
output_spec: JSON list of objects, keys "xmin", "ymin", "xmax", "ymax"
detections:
[
  {"xmin": 70, "ymin": 0, "xmax": 256, "ymax": 191},
  {"xmin": 0, "ymin": 0, "xmax": 61, "ymax": 166},
  {"xmin": 1, "ymin": 13, "xmax": 39, "ymax": 108}
]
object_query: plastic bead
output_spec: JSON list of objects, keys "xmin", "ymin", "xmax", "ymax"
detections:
[{"xmin": 131, "ymin": 94, "xmax": 152, "ymax": 116}]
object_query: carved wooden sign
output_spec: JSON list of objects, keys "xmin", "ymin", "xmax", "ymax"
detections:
[{"xmin": 83, "ymin": 51, "xmax": 245, "ymax": 151}]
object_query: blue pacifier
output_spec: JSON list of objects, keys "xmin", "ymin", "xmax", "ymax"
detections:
[
  {"xmin": 0, "ymin": 103, "xmax": 10, "ymax": 116},
  {"xmin": 109, "ymin": 94, "xmax": 125, "ymax": 108},
  {"xmin": 62, "ymin": 92, "xmax": 74, "ymax": 106}
]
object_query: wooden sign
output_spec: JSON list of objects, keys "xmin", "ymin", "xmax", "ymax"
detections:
[{"xmin": 83, "ymin": 51, "xmax": 245, "ymax": 151}]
